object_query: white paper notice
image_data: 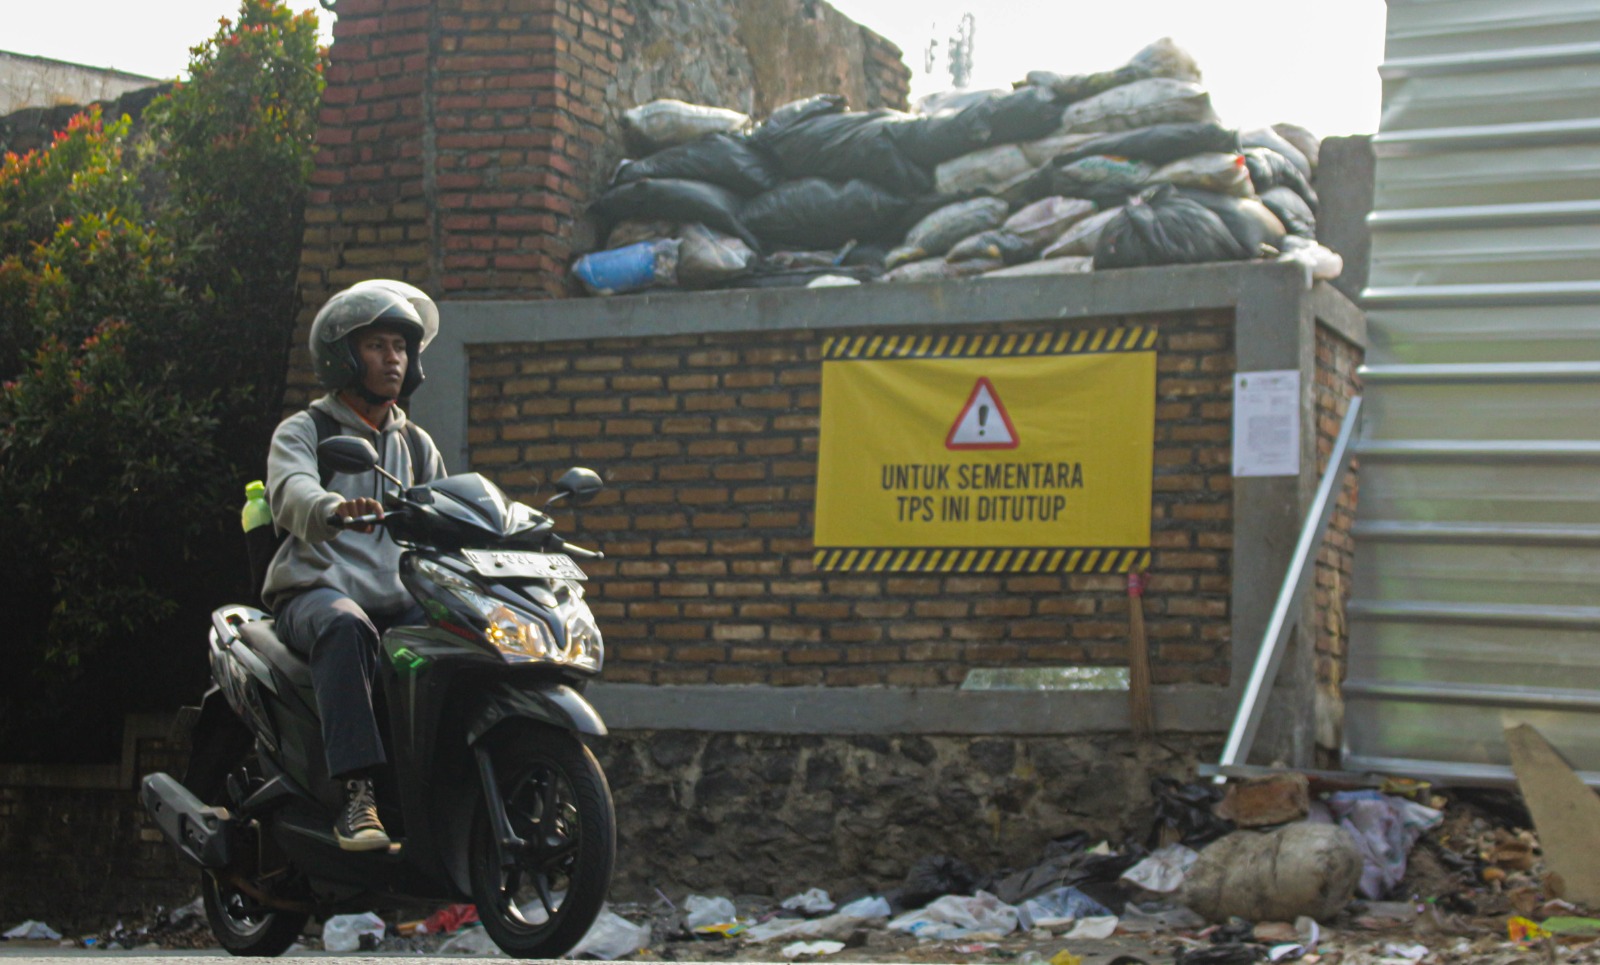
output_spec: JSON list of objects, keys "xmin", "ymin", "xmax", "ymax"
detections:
[{"xmin": 1233, "ymin": 370, "xmax": 1300, "ymax": 477}]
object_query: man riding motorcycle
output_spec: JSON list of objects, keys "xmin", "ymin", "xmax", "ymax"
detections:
[{"xmin": 263, "ymin": 279, "xmax": 446, "ymax": 850}]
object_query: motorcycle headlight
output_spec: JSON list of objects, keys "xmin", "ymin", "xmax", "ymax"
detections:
[
  {"xmin": 563, "ymin": 611, "xmax": 604, "ymax": 673},
  {"xmin": 415, "ymin": 558, "xmax": 558, "ymax": 660}
]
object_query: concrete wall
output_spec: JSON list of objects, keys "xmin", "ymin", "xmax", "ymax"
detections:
[{"xmin": 0, "ymin": 51, "xmax": 159, "ymax": 116}]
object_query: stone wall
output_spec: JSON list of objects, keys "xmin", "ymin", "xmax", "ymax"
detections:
[
  {"xmin": 0, "ymin": 51, "xmax": 160, "ymax": 116},
  {"xmin": 467, "ymin": 309, "xmax": 1237, "ymax": 688},
  {"xmin": 0, "ymin": 82, "xmax": 166, "ymax": 157}
]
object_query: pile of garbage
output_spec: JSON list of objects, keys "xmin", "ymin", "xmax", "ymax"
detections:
[
  {"xmin": 574, "ymin": 38, "xmax": 1344, "ymax": 297},
  {"xmin": 29, "ymin": 774, "xmax": 1600, "ymax": 963}
]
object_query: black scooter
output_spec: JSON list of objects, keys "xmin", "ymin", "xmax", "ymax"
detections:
[{"xmin": 142, "ymin": 436, "xmax": 616, "ymax": 958}]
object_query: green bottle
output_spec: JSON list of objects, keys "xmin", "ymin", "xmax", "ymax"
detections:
[{"xmin": 242, "ymin": 480, "xmax": 272, "ymax": 533}]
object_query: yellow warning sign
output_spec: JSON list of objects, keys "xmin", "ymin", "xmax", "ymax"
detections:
[{"xmin": 813, "ymin": 326, "xmax": 1156, "ymax": 573}]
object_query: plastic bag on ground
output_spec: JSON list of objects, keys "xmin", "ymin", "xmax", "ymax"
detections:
[
  {"xmin": 741, "ymin": 178, "xmax": 910, "ymax": 250},
  {"xmin": 783, "ymin": 939, "xmax": 846, "ymax": 958},
  {"xmin": 1055, "ymin": 122, "xmax": 1240, "ymax": 167},
  {"xmin": 421, "ymin": 903, "xmax": 479, "ymax": 935},
  {"xmin": 782, "ymin": 888, "xmax": 836, "ymax": 915},
  {"xmin": 935, "ymin": 144, "xmax": 1038, "ymax": 196},
  {"xmin": 1093, "ymin": 186, "xmax": 1250, "ymax": 269},
  {"xmin": 590, "ymin": 178, "xmax": 757, "ymax": 249},
  {"xmin": 612, "ymin": 133, "xmax": 779, "ymax": 196},
  {"xmin": 1279, "ymin": 236, "xmax": 1343, "ymax": 284},
  {"xmin": 1177, "ymin": 188, "xmax": 1286, "ymax": 254},
  {"xmin": 624, "ymin": 99, "xmax": 750, "ymax": 150},
  {"xmin": 4, "ymin": 921, "xmax": 63, "ymax": 941},
  {"xmin": 1004, "ymin": 196, "xmax": 1097, "ymax": 248},
  {"xmin": 1062, "ymin": 79, "xmax": 1217, "ymax": 134},
  {"xmin": 986, "ymin": 256, "xmax": 1093, "ymax": 278},
  {"xmin": 1120, "ymin": 843, "xmax": 1201, "ymax": 893},
  {"xmin": 1025, "ymin": 37, "xmax": 1201, "ymax": 104},
  {"xmin": 1153, "ymin": 153, "xmax": 1253, "ymax": 197},
  {"xmin": 676, "ymin": 223, "xmax": 756, "ymax": 287},
  {"xmin": 684, "ymin": 894, "xmax": 739, "ymax": 930},
  {"xmin": 1041, "ymin": 206, "xmax": 1123, "ymax": 258},
  {"xmin": 569, "ymin": 908, "xmax": 652, "ymax": 960},
  {"xmin": 887, "ymin": 891, "xmax": 1020, "ymax": 940},
  {"xmin": 322, "ymin": 912, "xmax": 386, "ymax": 952},
  {"xmin": 573, "ymin": 239, "xmax": 680, "ymax": 295},
  {"xmin": 1243, "ymin": 127, "xmax": 1311, "ymax": 180},
  {"xmin": 837, "ymin": 895, "xmax": 892, "ymax": 919},
  {"xmin": 1064, "ymin": 916, "xmax": 1119, "ymax": 939},
  {"xmin": 1261, "ymin": 186, "xmax": 1317, "ymax": 238},
  {"xmin": 1117, "ymin": 901, "xmax": 1208, "ymax": 933},
  {"xmin": 904, "ymin": 197, "xmax": 1011, "ymax": 256},
  {"xmin": 743, "ymin": 902, "xmax": 888, "ymax": 943},
  {"xmin": 605, "ymin": 218, "xmax": 676, "ymax": 249},
  {"xmin": 1323, "ymin": 791, "xmax": 1443, "ymax": 900},
  {"xmin": 1017, "ymin": 886, "xmax": 1114, "ymax": 929}
]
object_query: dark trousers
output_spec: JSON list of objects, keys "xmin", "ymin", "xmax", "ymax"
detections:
[{"xmin": 274, "ymin": 588, "xmax": 422, "ymax": 779}]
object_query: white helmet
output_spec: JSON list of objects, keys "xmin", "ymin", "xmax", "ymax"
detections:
[{"xmin": 308, "ymin": 279, "xmax": 439, "ymax": 396}]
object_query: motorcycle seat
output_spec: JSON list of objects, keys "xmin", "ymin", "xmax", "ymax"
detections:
[{"xmin": 238, "ymin": 619, "xmax": 314, "ymax": 690}]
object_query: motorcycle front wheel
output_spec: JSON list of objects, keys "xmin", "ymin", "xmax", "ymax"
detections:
[{"xmin": 467, "ymin": 720, "xmax": 616, "ymax": 959}]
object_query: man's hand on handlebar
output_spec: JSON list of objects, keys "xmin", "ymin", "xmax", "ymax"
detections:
[{"xmin": 333, "ymin": 497, "xmax": 383, "ymax": 533}]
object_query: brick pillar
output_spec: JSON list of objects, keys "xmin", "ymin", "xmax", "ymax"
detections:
[{"xmin": 288, "ymin": 0, "xmax": 628, "ymax": 406}]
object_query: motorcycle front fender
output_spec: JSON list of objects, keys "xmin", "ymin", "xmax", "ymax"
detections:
[{"xmin": 464, "ymin": 679, "xmax": 607, "ymax": 745}]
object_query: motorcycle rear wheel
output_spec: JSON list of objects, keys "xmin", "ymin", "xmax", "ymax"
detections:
[
  {"xmin": 192, "ymin": 733, "xmax": 310, "ymax": 957},
  {"xmin": 467, "ymin": 720, "xmax": 616, "ymax": 958}
]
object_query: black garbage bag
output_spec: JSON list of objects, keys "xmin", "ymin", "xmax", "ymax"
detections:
[
  {"xmin": 750, "ymin": 93, "xmax": 849, "ymax": 145},
  {"xmin": 590, "ymin": 177, "xmax": 759, "ymax": 250},
  {"xmin": 887, "ymin": 110, "xmax": 995, "ymax": 167},
  {"xmin": 1094, "ymin": 185, "xmax": 1250, "ymax": 270},
  {"xmin": 741, "ymin": 177, "xmax": 910, "ymax": 250},
  {"xmin": 962, "ymin": 86, "xmax": 1062, "ymax": 144},
  {"xmin": 1176, "ymin": 188, "xmax": 1287, "ymax": 254},
  {"xmin": 1058, "ymin": 122, "xmax": 1241, "ymax": 167},
  {"xmin": 1260, "ymin": 185, "xmax": 1317, "ymax": 239},
  {"xmin": 1046, "ymin": 155, "xmax": 1156, "ymax": 207},
  {"xmin": 898, "ymin": 854, "xmax": 986, "ymax": 910},
  {"xmin": 1145, "ymin": 775, "xmax": 1234, "ymax": 848},
  {"xmin": 1243, "ymin": 147, "xmax": 1318, "ymax": 209},
  {"xmin": 756, "ymin": 110, "xmax": 934, "ymax": 196},
  {"xmin": 612, "ymin": 133, "xmax": 780, "ymax": 197}
]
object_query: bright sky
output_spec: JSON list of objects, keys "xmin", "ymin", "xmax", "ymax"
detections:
[{"xmin": 8, "ymin": 0, "xmax": 1386, "ymax": 137}]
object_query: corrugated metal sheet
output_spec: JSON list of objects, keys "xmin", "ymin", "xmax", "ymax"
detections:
[{"xmin": 1347, "ymin": 0, "xmax": 1600, "ymax": 782}]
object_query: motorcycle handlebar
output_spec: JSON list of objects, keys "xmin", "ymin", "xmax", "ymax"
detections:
[{"xmin": 327, "ymin": 513, "xmax": 385, "ymax": 530}]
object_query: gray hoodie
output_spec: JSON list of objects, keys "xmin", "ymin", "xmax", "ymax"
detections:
[{"xmin": 262, "ymin": 393, "xmax": 447, "ymax": 613}]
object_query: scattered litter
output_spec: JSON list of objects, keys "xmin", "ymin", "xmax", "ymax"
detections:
[
  {"xmin": 782, "ymin": 939, "xmax": 846, "ymax": 958},
  {"xmin": 781, "ymin": 888, "xmax": 836, "ymax": 915},
  {"xmin": 320, "ymin": 912, "xmax": 385, "ymax": 952},
  {"xmin": 570, "ymin": 907, "xmax": 652, "ymax": 960},
  {"xmin": 3, "ymin": 921, "xmax": 62, "ymax": 941},
  {"xmin": 1120, "ymin": 843, "xmax": 1200, "ymax": 893},
  {"xmin": 1018, "ymin": 886, "xmax": 1114, "ymax": 929},
  {"xmin": 888, "ymin": 891, "xmax": 1019, "ymax": 941},
  {"xmin": 1381, "ymin": 942, "xmax": 1429, "ymax": 961},
  {"xmin": 1063, "ymin": 916, "xmax": 1118, "ymax": 939},
  {"xmin": 684, "ymin": 894, "xmax": 739, "ymax": 930}
]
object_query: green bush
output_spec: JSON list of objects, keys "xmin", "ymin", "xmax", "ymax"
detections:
[{"xmin": 0, "ymin": 0, "xmax": 326, "ymax": 761}]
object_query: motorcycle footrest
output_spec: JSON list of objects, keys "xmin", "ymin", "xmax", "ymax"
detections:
[{"xmin": 141, "ymin": 772, "xmax": 233, "ymax": 869}]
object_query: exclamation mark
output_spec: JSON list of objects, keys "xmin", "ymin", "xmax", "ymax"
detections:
[{"xmin": 978, "ymin": 404, "xmax": 989, "ymax": 436}]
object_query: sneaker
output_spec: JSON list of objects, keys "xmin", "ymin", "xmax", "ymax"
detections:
[{"xmin": 334, "ymin": 778, "xmax": 390, "ymax": 851}]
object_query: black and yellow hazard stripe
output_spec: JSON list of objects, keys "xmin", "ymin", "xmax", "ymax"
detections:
[
  {"xmin": 811, "ymin": 547, "xmax": 1152, "ymax": 574},
  {"xmin": 821, "ymin": 326, "xmax": 1157, "ymax": 361}
]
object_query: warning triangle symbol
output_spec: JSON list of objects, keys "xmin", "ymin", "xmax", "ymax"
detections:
[{"xmin": 946, "ymin": 377, "xmax": 1019, "ymax": 450}]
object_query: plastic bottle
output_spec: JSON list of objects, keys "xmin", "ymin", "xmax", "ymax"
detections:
[{"xmin": 242, "ymin": 480, "xmax": 272, "ymax": 533}]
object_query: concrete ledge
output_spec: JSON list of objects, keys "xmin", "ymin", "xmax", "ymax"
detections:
[{"xmin": 585, "ymin": 682, "xmax": 1236, "ymax": 735}]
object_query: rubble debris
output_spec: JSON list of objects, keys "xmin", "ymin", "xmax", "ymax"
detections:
[
  {"xmin": 1216, "ymin": 774, "xmax": 1311, "ymax": 828},
  {"xmin": 1505, "ymin": 722, "xmax": 1600, "ymax": 906}
]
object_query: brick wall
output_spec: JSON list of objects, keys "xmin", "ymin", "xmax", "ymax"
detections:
[
  {"xmin": 286, "ymin": 0, "xmax": 910, "ymax": 409},
  {"xmin": 1313, "ymin": 324, "xmax": 1364, "ymax": 764},
  {"xmin": 468, "ymin": 309, "xmax": 1238, "ymax": 688}
]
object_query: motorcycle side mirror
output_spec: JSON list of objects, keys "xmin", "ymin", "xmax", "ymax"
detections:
[
  {"xmin": 545, "ymin": 467, "xmax": 603, "ymax": 508},
  {"xmin": 316, "ymin": 436, "xmax": 407, "ymax": 489},
  {"xmin": 318, "ymin": 436, "xmax": 379, "ymax": 475}
]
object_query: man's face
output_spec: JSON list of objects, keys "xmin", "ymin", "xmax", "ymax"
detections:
[{"xmin": 354, "ymin": 325, "xmax": 408, "ymax": 399}]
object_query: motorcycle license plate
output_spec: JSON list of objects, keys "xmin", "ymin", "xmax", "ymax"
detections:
[{"xmin": 461, "ymin": 549, "xmax": 588, "ymax": 581}]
